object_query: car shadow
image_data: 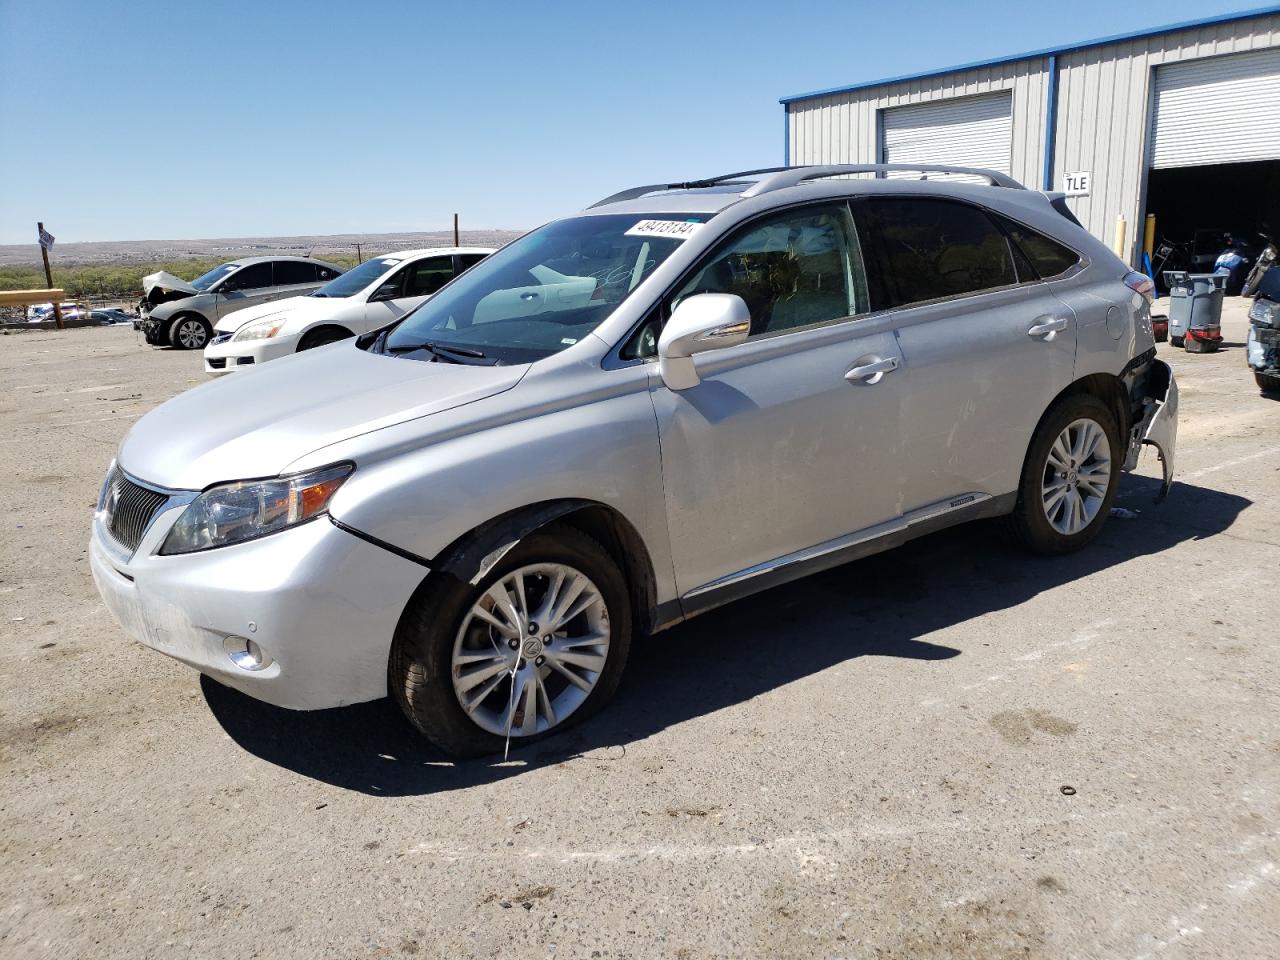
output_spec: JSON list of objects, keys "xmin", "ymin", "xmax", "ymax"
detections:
[{"xmin": 203, "ymin": 474, "xmax": 1250, "ymax": 796}]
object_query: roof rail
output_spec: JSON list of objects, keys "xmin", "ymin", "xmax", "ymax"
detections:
[
  {"xmin": 588, "ymin": 167, "xmax": 792, "ymax": 208},
  {"xmin": 741, "ymin": 164, "xmax": 1025, "ymax": 195},
  {"xmin": 589, "ymin": 164, "xmax": 1024, "ymax": 209}
]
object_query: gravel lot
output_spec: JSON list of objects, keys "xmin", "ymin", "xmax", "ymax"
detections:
[{"xmin": 2, "ymin": 302, "xmax": 1278, "ymax": 959}]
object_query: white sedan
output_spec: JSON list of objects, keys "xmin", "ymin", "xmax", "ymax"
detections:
[{"xmin": 203, "ymin": 247, "xmax": 492, "ymax": 373}]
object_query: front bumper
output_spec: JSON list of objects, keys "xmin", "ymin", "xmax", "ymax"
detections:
[
  {"xmin": 89, "ymin": 502, "xmax": 426, "ymax": 710},
  {"xmin": 203, "ymin": 333, "xmax": 297, "ymax": 374}
]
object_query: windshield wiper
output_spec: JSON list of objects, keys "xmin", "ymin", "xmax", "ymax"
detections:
[{"xmin": 384, "ymin": 340, "xmax": 490, "ymax": 363}]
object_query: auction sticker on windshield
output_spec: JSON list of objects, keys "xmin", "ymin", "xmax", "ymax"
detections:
[{"xmin": 624, "ymin": 220, "xmax": 704, "ymax": 240}]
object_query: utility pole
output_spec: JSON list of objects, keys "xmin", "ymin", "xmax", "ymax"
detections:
[
  {"xmin": 37, "ymin": 222, "xmax": 63, "ymax": 329},
  {"xmin": 355, "ymin": 242, "xmax": 362, "ymax": 264},
  {"xmin": 453, "ymin": 213, "xmax": 459, "ymax": 247}
]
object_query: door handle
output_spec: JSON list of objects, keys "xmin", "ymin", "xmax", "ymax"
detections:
[
  {"xmin": 845, "ymin": 355, "xmax": 900, "ymax": 385},
  {"xmin": 1027, "ymin": 316, "xmax": 1069, "ymax": 339}
]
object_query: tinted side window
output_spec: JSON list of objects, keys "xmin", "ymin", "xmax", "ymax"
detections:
[
  {"xmin": 405, "ymin": 257, "xmax": 456, "ymax": 297},
  {"xmin": 274, "ymin": 261, "xmax": 318, "ymax": 286},
  {"xmin": 316, "ymin": 264, "xmax": 341, "ymax": 282},
  {"xmin": 457, "ymin": 253, "xmax": 488, "ymax": 270},
  {"xmin": 669, "ymin": 203, "xmax": 868, "ymax": 338},
  {"xmin": 222, "ymin": 262, "xmax": 273, "ymax": 291},
  {"xmin": 858, "ymin": 198, "xmax": 1016, "ymax": 307},
  {"xmin": 998, "ymin": 217, "xmax": 1081, "ymax": 279}
]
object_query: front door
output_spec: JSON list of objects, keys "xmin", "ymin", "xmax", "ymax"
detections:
[
  {"xmin": 213, "ymin": 262, "xmax": 277, "ymax": 320},
  {"xmin": 650, "ymin": 203, "xmax": 908, "ymax": 597},
  {"xmin": 363, "ymin": 255, "xmax": 457, "ymax": 332}
]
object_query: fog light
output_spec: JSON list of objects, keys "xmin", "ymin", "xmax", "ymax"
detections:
[{"xmin": 223, "ymin": 635, "xmax": 272, "ymax": 671}]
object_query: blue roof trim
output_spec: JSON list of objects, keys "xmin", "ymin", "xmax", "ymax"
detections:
[{"xmin": 779, "ymin": 4, "xmax": 1280, "ymax": 104}]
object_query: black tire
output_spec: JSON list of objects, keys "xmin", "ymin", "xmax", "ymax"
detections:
[
  {"xmin": 1169, "ymin": 335, "xmax": 1185, "ymax": 348},
  {"xmin": 297, "ymin": 327, "xmax": 351, "ymax": 351},
  {"xmin": 1257, "ymin": 371, "xmax": 1280, "ymax": 395},
  {"xmin": 1242, "ymin": 265, "xmax": 1265, "ymax": 297},
  {"xmin": 390, "ymin": 523, "xmax": 632, "ymax": 758},
  {"xmin": 1007, "ymin": 394, "xmax": 1122, "ymax": 556},
  {"xmin": 167, "ymin": 314, "xmax": 212, "ymax": 350}
]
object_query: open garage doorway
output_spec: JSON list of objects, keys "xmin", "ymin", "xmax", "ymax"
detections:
[
  {"xmin": 1145, "ymin": 48, "xmax": 1280, "ymax": 292},
  {"xmin": 1146, "ymin": 160, "xmax": 1280, "ymax": 291}
]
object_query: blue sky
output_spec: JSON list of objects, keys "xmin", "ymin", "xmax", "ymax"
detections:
[{"xmin": 0, "ymin": 0, "xmax": 1261, "ymax": 244}]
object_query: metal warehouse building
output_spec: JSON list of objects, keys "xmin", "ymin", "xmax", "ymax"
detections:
[{"xmin": 781, "ymin": 5, "xmax": 1280, "ymax": 270}]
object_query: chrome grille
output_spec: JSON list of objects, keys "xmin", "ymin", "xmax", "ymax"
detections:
[{"xmin": 102, "ymin": 467, "xmax": 170, "ymax": 553}]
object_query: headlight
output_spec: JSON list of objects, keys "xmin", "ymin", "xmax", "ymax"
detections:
[
  {"xmin": 160, "ymin": 463, "xmax": 352, "ymax": 555},
  {"xmin": 232, "ymin": 316, "xmax": 289, "ymax": 341}
]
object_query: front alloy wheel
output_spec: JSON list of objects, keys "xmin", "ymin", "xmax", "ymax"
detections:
[
  {"xmin": 391, "ymin": 524, "xmax": 631, "ymax": 757},
  {"xmin": 170, "ymin": 316, "xmax": 210, "ymax": 350},
  {"xmin": 452, "ymin": 563, "xmax": 610, "ymax": 738}
]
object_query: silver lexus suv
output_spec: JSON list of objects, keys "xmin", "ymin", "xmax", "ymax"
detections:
[{"xmin": 90, "ymin": 165, "xmax": 1177, "ymax": 757}]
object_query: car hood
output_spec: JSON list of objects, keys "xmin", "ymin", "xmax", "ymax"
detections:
[
  {"xmin": 214, "ymin": 295, "xmax": 334, "ymax": 333},
  {"xmin": 141, "ymin": 271, "xmax": 198, "ymax": 297},
  {"xmin": 118, "ymin": 344, "xmax": 528, "ymax": 490}
]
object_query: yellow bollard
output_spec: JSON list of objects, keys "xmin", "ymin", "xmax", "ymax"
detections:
[
  {"xmin": 1144, "ymin": 214, "xmax": 1156, "ymax": 261},
  {"xmin": 1113, "ymin": 215, "xmax": 1128, "ymax": 261}
]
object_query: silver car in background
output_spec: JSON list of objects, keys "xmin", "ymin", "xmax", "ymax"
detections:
[
  {"xmin": 91, "ymin": 164, "xmax": 1177, "ymax": 757},
  {"xmin": 138, "ymin": 256, "xmax": 344, "ymax": 350}
]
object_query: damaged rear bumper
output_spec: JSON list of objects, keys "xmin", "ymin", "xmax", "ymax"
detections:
[{"xmin": 1122, "ymin": 357, "xmax": 1178, "ymax": 500}]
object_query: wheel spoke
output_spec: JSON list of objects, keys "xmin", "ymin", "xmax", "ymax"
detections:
[
  {"xmin": 1043, "ymin": 483, "xmax": 1070, "ymax": 515},
  {"xmin": 545, "ymin": 655, "xmax": 593, "ymax": 692},
  {"xmin": 455, "ymin": 655, "xmax": 512, "ymax": 695},
  {"xmin": 519, "ymin": 670, "xmax": 539, "ymax": 736},
  {"xmin": 461, "ymin": 670, "xmax": 507, "ymax": 714},
  {"xmin": 1048, "ymin": 435, "xmax": 1072, "ymax": 470},
  {"xmin": 550, "ymin": 649, "xmax": 607, "ymax": 673},
  {"xmin": 535, "ymin": 672, "xmax": 557, "ymax": 728},
  {"xmin": 547, "ymin": 572, "xmax": 590, "ymax": 629},
  {"xmin": 504, "ymin": 669, "xmax": 531, "ymax": 737}
]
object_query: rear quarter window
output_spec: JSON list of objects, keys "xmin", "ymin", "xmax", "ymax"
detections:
[{"xmin": 998, "ymin": 217, "xmax": 1081, "ymax": 279}]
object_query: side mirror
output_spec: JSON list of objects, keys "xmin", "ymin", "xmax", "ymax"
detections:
[
  {"xmin": 657, "ymin": 293, "xmax": 751, "ymax": 390},
  {"xmin": 369, "ymin": 282, "xmax": 400, "ymax": 303}
]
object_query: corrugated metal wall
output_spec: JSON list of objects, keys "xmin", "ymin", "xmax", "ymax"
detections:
[
  {"xmin": 786, "ymin": 12, "xmax": 1280, "ymax": 264},
  {"xmin": 788, "ymin": 57, "xmax": 1050, "ymax": 189},
  {"xmin": 1054, "ymin": 13, "xmax": 1280, "ymax": 257}
]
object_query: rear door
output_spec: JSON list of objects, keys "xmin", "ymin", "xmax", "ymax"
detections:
[
  {"xmin": 213, "ymin": 262, "xmax": 276, "ymax": 318},
  {"xmin": 271, "ymin": 260, "xmax": 323, "ymax": 300},
  {"xmin": 853, "ymin": 196, "xmax": 1077, "ymax": 509}
]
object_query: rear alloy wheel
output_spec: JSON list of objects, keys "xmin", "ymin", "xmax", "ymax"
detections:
[
  {"xmin": 390, "ymin": 524, "xmax": 631, "ymax": 757},
  {"xmin": 1008, "ymin": 394, "xmax": 1121, "ymax": 555},
  {"xmin": 169, "ymin": 315, "xmax": 211, "ymax": 350}
]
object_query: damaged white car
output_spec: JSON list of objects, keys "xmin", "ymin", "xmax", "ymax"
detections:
[
  {"xmin": 91, "ymin": 164, "xmax": 1176, "ymax": 757},
  {"xmin": 203, "ymin": 248, "xmax": 492, "ymax": 373},
  {"xmin": 137, "ymin": 257, "xmax": 344, "ymax": 350}
]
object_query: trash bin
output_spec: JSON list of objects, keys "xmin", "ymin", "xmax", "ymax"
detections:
[{"xmin": 1163, "ymin": 271, "xmax": 1224, "ymax": 353}]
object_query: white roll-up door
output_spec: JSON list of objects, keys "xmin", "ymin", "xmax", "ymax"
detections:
[
  {"xmin": 880, "ymin": 92, "xmax": 1013, "ymax": 177},
  {"xmin": 1151, "ymin": 48, "xmax": 1280, "ymax": 169}
]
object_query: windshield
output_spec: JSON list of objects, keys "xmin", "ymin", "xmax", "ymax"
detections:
[
  {"xmin": 380, "ymin": 213, "xmax": 701, "ymax": 363},
  {"xmin": 312, "ymin": 256, "xmax": 401, "ymax": 298},
  {"xmin": 190, "ymin": 263, "xmax": 238, "ymax": 291}
]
